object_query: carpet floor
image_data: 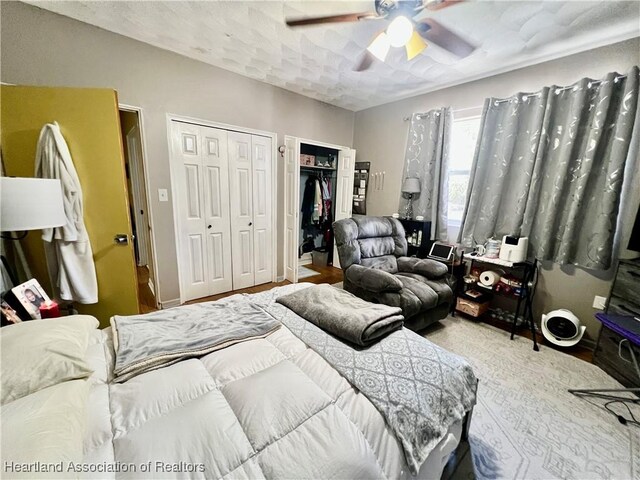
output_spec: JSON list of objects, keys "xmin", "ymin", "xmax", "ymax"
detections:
[{"xmin": 427, "ymin": 316, "xmax": 639, "ymax": 480}]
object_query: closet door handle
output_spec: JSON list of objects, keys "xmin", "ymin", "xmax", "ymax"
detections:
[
  {"xmin": 207, "ymin": 225, "xmax": 212, "ymax": 229},
  {"xmin": 249, "ymin": 222, "xmax": 253, "ymax": 226}
]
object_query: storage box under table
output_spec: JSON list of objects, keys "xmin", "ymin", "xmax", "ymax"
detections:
[{"xmin": 456, "ymin": 297, "xmax": 490, "ymax": 318}]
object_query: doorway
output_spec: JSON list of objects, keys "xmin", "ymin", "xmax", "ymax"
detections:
[{"xmin": 119, "ymin": 108, "xmax": 157, "ymax": 313}]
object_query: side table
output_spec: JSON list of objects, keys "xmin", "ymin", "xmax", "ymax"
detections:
[
  {"xmin": 569, "ymin": 314, "xmax": 639, "ymax": 423},
  {"xmin": 592, "ymin": 313, "xmax": 640, "ymax": 388}
]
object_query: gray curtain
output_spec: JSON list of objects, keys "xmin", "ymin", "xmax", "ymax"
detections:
[
  {"xmin": 459, "ymin": 66, "xmax": 639, "ymax": 269},
  {"xmin": 398, "ymin": 108, "xmax": 452, "ymax": 241}
]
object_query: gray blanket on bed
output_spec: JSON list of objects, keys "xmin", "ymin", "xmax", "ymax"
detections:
[
  {"xmin": 110, "ymin": 299, "xmax": 280, "ymax": 382},
  {"xmin": 250, "ymin": 285, "xmax": 478, "ymax": 475},
  {"xmin": 276, "ymin": 284, "xmax": 403, "ymax": 346}
]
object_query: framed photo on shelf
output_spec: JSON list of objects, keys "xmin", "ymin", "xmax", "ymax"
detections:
[
  {"xmin": 10, "ymin": 279, "xmax": 51, "ymax": 320},
  {"xmin": 1, "ymin": 301, "xmax": 22, "ymax": 325}
]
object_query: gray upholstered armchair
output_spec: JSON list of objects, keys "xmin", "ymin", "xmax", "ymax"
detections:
[{"xmin": 333, "ymin": 216, "xmax": 453, "ymax": 331}]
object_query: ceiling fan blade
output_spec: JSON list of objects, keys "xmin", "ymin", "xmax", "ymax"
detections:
[
  {"xmin": 416, "ymin": 18, "xmax": 476, "ymax": 57},
  {"xmin": 286, "ymin": 12, "xmax": 379, "ymax": 27},
  {"xmin": 406, "ymin": 31, "xmax": 427, "ymax": 60},
  {"xmin": 354, "ymin": 51, "xmax": 375, "ymax": 72},
  {"xmin": 424, "ymin": 0, "xmax": 465, "ymax": 11}
]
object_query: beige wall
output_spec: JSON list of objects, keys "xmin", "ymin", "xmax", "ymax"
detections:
[
  {"xmin": 1, "ymin": 2, "xmax": 355, "ymax": 306},
  {"xmin": 353, "ymin": 38, "xmax": 640, "ymax": 342}
]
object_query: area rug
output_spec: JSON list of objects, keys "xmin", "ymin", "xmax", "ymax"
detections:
[
  {"xmin": 427, "ymin": 316, "xmax": 639, "ymax": 480},
  {"xmin": 298, "ymin": 265, "xmax": 320, "ymax": 279}
]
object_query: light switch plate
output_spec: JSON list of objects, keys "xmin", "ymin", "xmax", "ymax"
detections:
[
  {"xmin": 158, "ymin": 189, "xmax": 168, "ymax": 202},
  {"xmin": 592, "ymin": 295, "xmax": 607, "ymax": 310}
]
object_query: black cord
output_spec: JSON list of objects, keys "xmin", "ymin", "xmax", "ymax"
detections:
[
  {"xmin": 576, "ymin": 393, "xmax": 640, "ymax": 428},
  {"xmin": 604, "ymin": 399, "xmax": 640, "ymax": 427},
  {"xmin": 0, "ymin": 232, "xmax": 28, "ymax": 240},
  {"xmin": 529, "ymin": 259, "xmax": 540, "ymax": 300}
]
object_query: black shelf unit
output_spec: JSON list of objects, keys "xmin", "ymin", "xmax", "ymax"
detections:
[
  {"xmin": 459, "ymin": 255, "xmax": 539, "ymax": 351},
  {"xmin": 398, "ymin": 219, "xmax": 432, "ymax": 258}
]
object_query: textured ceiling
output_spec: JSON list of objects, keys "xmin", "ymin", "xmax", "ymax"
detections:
[{"xmin": 26, "ymin": 1, "xmax": 640, "ymax": 111}]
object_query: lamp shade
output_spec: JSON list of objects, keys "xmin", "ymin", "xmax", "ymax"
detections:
[
  {"xmin": 1, "ymin": 177, "xmax": 66, "ymax": 231},
  {"xmin": 402, "ymin": 177, "xmax": 421, "ymax": 194}
]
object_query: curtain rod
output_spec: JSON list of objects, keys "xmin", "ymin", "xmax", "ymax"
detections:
[
  {"xmin": 493, "ymin": 74, "xmax": 629, "ymax": 104},
  {"xmin": 403, "ymin": 105, "xmax": 482, "ymax": 121},
  {"xmin": 403, "ymin": 73, "xmax": 629, "ymax": 119}
]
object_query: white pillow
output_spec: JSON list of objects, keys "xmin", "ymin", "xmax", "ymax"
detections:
[
  {"xmin": 1, "ymin": 315, "xmax": 98, "ymax": 404},
  {"xmin": 1, "ymin": 379, "xmax": 89, "ymax": 479}
]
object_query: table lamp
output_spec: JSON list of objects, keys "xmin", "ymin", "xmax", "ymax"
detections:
[
  {"xmin": 401, "ymin": 177, "xmax": 420, "ymax": 219},
  {"xmin": 0, "ymin": 177, "xmax": 66, "ymax": 286}
]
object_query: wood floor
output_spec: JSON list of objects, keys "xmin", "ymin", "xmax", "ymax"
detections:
[
  {"xmin": 136, "ymin": 265, "xmax": 157, "ymax": 314},
  {"xmin": 185, "ymin": 264, "xmax": 343, "ymax": 305}
]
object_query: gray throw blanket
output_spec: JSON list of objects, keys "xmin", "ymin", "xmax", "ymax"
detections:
[
  {"xmin": 276, "ymin": 284, "xmax": 403, "ymax": 346},
  {"xmin": 110, "ymin": 299, "xmax": 280, "ymax": 382},
  {"xmin": 249, "ymin": 285, "xmax": 477, "ymax": 475}
]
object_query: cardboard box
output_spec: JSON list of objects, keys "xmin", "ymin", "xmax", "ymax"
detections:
[
  {"xmin": 455, "ymin": 297, "xmax": 490, "ymax": 318},
  {"xmin": 300, "ymin": 154, "xmax": 315, "ymax": 166}
]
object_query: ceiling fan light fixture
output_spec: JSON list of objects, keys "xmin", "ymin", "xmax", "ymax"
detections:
[
  {"xmin": 367, "ymin": 32, "xmax": 391, "ymax": 61},
  {"xmin": 386, "ymin": 15, "xmax": 413, "ymax": 48},
  {"xmin": 405, "ymin": 31, "xmax": 427, "ymax": 60}
]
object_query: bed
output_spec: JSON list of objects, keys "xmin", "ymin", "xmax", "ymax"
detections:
[{"xmin": 2, "ymin": 283, "xmax": 476, "ymax": 479}]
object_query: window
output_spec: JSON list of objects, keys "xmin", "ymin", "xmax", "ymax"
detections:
[{"xmin": 447, "ymin": 115, "xmax": 481, "ymax": 228}]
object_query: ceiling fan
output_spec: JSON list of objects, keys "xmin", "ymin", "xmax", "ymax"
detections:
[{"xmin": 286, "ymin": 0, "xmax": 476, "ymax": 71}]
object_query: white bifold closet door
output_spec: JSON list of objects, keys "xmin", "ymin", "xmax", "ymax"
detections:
[
  {"xmin": 227, "ymin": 132, "xmax": 273, "ymax": 290},
  {"xmin": 173, "ymin": 122, "xmax": 272, "ymax": 301},
  {"xmin": 250, "ymin": 135, "xmax": 273, "ymax": 286},
  {"xmin": 333, "ymin": 149, "xmax": 356, "ymax": 269},
  {"xmin": 173, "ymin": 122, "xmax": 233, "ymax": 300},
  {"xmin": 283, "ymin": 136, "xmax": 300, "ymax": 283}
]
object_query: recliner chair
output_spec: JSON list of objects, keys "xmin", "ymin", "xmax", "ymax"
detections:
[{"xmin": 333, "ymin": 216, "xmax": 453, "ymax": 331}]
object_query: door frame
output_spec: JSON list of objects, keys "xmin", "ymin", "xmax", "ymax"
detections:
[
  {"xmin": 119, "ymin": 103, "xmax": 160, "ymax": 309},
  {"xmin": 282, "ymin": 136, "xmax": 353, "ymax": 283},
  {"xmin": 166, "ymin": 113, "xmax": 278, "ymax": 304}
]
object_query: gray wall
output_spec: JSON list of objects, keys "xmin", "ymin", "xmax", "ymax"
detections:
[
  {"xmin": 353, "ymin": 37, "xmax": 640, "ymax": 342},
  {"xmin": 2, "ymin": 2, "xmax": 637, "ymax": 340},
  {"xmin": 1, "ymin": 1, "xmax": 355, "ymax": 306}
]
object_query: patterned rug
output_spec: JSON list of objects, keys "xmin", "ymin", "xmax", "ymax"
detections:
[{"xmin": 427, "ymin": 316, "xmax": 639, "ymax": 480}]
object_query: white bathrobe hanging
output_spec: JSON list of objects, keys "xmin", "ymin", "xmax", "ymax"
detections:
[{"xmin": 35, "ymin": 122, "xmax": 98, "ymax": 304}]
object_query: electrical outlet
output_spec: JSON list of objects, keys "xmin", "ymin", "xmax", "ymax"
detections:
[{"xmin": 592, "ymin": 295, "xmax": 607, "ymax": 310}]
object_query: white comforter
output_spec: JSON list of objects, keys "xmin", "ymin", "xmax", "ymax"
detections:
[{"xmin": 82, "ymin": 294, "xmax": 462, "ymax": 480}]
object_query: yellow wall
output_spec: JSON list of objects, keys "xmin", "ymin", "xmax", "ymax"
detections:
[{"xmin": 1, "ymin": 85, "xmax": 139, "ymax": 326}]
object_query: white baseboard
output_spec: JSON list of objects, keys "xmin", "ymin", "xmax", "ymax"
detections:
[{"xmin": 160, "ymin": 298, "xmax": 181, "ymax": 309}]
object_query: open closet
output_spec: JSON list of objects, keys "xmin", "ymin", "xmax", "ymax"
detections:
[
  {"xmin": 283, "ymin": 136, "xmax": 356, "ymax": 283},
  {"xmin": 170, "ymin": 120, "xmax": 275, "ymax": 302}
]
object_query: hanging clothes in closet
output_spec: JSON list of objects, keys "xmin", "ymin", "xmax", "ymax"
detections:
[
  {"xmin": 301, "ymin": 176, "xmax": 317, "ymax": 227},
  {"xmin": 301, "ymin": 174, "xmax": 333, "ymax": 226},
  {"xmin": 321, "ymin": 176, "xmax": 333, "ymax": 244}
]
